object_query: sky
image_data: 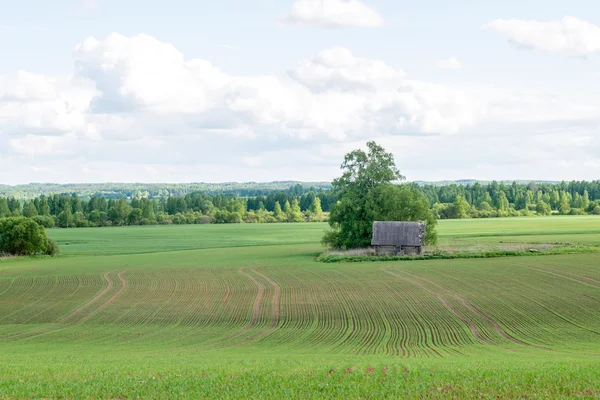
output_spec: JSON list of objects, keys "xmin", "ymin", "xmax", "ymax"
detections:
[{"xmin": 1, "ymin": 0, "xmax": 599, "ymax": 184}]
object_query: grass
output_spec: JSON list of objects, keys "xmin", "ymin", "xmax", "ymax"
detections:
[
  {"xmin": 0, "ymin": 216, "xmax": 599, "ymax": 398},
  {"xmin": 48, "ymin": 222, "xmax": 327, "ymax": 255}
]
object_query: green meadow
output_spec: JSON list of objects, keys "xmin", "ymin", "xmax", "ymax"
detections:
[{"xmin": 1, "ymin": 216, "xmax": 600, "ymax": 398}]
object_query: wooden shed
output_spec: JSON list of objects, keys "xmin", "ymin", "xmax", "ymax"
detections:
[{"xmin": 371, "ymin": 221, "xmax": 425, "ymax": 256}]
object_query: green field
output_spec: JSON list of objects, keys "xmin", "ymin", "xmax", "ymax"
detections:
[{"xmin": 1, "ymin": 217, "xmax": 600, "ymax": 398}]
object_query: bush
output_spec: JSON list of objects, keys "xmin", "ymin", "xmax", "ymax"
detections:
[
  {"xmin": 0, "ymin": 217, "xmax": 57, "ymax": 256},
  {"xmin": 172, "ymin": 213, "xmax": 187, "ymax": 225},
  {"xmin": 592, "ymin": 206, "xmax": 600, "ymax": 215},
  {"xmin": 45, "ymin": 238, "xmax": 60, "ymax": 257},
  {"xmin": 196, "ymin": 215, "xmax": 212, "ymax": 224},
  {"xmin": 31, "ymin": 215, "xmax": 56, "ymax": 228}
]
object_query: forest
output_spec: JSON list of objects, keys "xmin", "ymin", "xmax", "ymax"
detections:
[{"xmin": 0, "ymin": 180, "xmax": 599, "ymax": 228}]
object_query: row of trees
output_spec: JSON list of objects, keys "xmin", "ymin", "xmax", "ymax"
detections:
[
  {"xmin": 2, "ymin": 178, "xmax": 600, "ymax": 229},
  {"xmin": 0, "ymin": 192, "xmax": 327, "ymax": 228},
  {"xmin": 423, "ymin": 183, "xmax": 600, "ymax": 219}
]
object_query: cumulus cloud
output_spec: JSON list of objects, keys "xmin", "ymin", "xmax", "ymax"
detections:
[
  {"xmin": 436, "ymin": 57, "xmax": 462, "ymax": 69},
  {"xmin": 1, "ymin": 33, "xmax": 599, "ymax": 184},
  {"xmin": 74, "ymin": 34, "xmax": 230, "ymax": 114},
  {"xmin": 280, "ymin": 0, "xmax": 384, "ymax": 28},
  {"xmin": 483, "ymin": 16, "xmax": 600, "ymax": 55},
  {"xmin": 0, "ymin": 71, "xmax": 97, "ymax": 138},
  {"xmin": 70, "ymin": 36, "xmax": 477, "ymax": 140},
  {"xmin": 288, "ymin": 47, "xmax": 403, "ymax": 91}
]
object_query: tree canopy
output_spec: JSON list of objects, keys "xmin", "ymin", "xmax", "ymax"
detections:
[
  {"xmin": 0, "ymin": 217, "xmax": 59, "ymax": 256},
  {"xmin": 322, "ymin": 141, "xmax": 437, "ymax": 249}
]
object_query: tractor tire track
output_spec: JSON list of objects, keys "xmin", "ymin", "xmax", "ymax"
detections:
[
  {"xmin": 58, "ymin": 272, "xmax": 114, "ymax": 323},
  {"xmin": 198, "ymin": 267, "xmax": 265, "ymax": 347},
  {"xmin": 75, "ymin": 272, "xmax": 127, "ymax": 325},
  {"xmin": 235, "ymin": 268, "xmax": 282, "ymax": 345}
]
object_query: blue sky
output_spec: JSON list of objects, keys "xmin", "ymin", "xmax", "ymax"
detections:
[{"xmin": 1, "ymin": 0, "xmax": 599, "ymax": 184}]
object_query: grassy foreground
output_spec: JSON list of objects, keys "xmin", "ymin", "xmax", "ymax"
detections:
[{"xmin": 1, "ymin": 216, "xmax": 599, "ymax": 398}]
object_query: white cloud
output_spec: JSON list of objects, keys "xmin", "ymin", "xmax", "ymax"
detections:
[
  {"xmin": 436, "ymin": 57, "xmax": 462, "ymax": 69},
  {"xmin": 289, "ymin": 47, "xmax": 403, "ymax": 91},
  {"xmin": 1, "ymin": 33, "xmax": 600, "ymax": 184},
  {"xmin": 0, "ymin": 71, "xmax": 97, "ymax": 137},
  {"xmin": 483, "ymin": 16, "xmax": 600, "ymax": 55},
  {"xmin": 280, "ymin": 0, "xmax": 384, "ymax": 28},
  {"xmin": 74, "ymin": 33, "xmax": 230, "ymax": 114}
]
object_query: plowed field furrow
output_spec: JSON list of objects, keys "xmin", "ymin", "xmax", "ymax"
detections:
[
  {"xmin": 0, "ymin": 278, "xmax": 16, "ymax": 298},
  {"xmin": 517, "ymin": 263, "xmax": 600, "ymax": 289},
  {"xmin": 410, "ymin": 270, "xmax": 547, "ymax": 349},
  {"xmin": 58, "ymin": 273, "xmax": 113, "ymax": 323},
  {"xmin": 195, "ymin": 267, "xmax": 265, "ymax": 348},
  {"xmin": 298, "ymin": 275, "xmax": 335, "ymax": 348},
  {"xmin": 61, "ymin": 272, "xmax": 127, "ymax": 325},
  {"xmin": 112, "ymin": 271, "xmax": 154, "ymax": 325},
  {"xmin": 15, "ymin": 275, "xmax": 88, "ymax": 325},
  {"xmin": 134, "ymin": 271, "xmax": 180, "ymax": 326},
  {"xmin": 3, "ymin": 272, "xmax": 128, "ymax": 342},
  {"xmin": 314, "ymin": 272, "xmax": 359, "ymax": 353},
  {"xmin": 296, "ymin": 271, "xmax": 344, "ymax": 350},
  {"xmin": 196, "ymin": 270, "xmax": 234, "ymax": 329},
  {"xmin": 379, "ymin": 280, "xmax": 410, "ymax": 357},
  {"xmin": 399, "ymin": 269, "xmax": 506, "ymax": 345},
  {"xmin": 277, "ymin": 272, "xmax": 325, "ymax": 349},
  {"xmin": 487, "ymin": 271, "xmax": 600, "ymax": 332},
  {"xmin": 380, "ymin": 275, "xmax": 443, "ymax": 356},
  {"xmin": 234, "ymin": 268, "xmax": 282, "ymax": 345},
  {"xmin": 0, "ymin": 276, "xmax": 58, "ymax": 323},
  {"xmin": 383, "ymin": 268, "xmax": 487, "ymax": 346},
  {"xmin": 173, "ymin": 270, "xmax": 209, "ymax": 327}
]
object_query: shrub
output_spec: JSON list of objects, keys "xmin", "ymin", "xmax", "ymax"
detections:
[
  {"xmin": 196, "ymin": 215, "xmax": 212, "ymax": 224},
  {"xmin": 45, "ymin": 238, "xmax": 60, "ymax": 257},
  {"xmin": 172, "ymin": 213, "xmax": 187, "ymax": 225},
  {"xmin": 31, "ymin": 215, "xmax": 56, "ymax": 228},
  {"xmin": 156, "ymin": 214, "xmax": 171, "ymax": 225},
  {"xmin": 0, "ymin": 217, "xmax": 57, "ymax": 256}
]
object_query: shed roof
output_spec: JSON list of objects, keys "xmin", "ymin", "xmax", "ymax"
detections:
[{"xmin": 371, "ymin": 221, "xmax": 425, "ymax": 247}]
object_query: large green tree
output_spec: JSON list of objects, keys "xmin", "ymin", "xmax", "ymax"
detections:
[{"xmin": 322, "ymin": 141, "xmax": 437, "ymax": 249}]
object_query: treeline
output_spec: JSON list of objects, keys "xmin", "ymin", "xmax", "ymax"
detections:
[
  {"xmin": 0, "ymin": 181, "xmax": 332, "ymax": 200},
  {"xmin": 0, "ymin": 189, "xmax": 336, "ymax": 228},
  {"xmin": 2, "ymin": 181, "xmax": 600, "ymax": 228},
  {"xmin": 415, "ymin": 181, "xmax": 600, "ymax": 218}
]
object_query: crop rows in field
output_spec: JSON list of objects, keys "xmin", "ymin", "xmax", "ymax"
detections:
[{"xmin": 1, "ymin": 255, "xmax": 600, "ymax": 356}]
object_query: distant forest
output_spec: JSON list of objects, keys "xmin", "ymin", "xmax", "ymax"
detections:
[
  {"xmin": 0, "ymin": 180, "xmax": 599, "ymax": 228},
  {"xmin": 0, "ymin": 181, "xmax": 332, "ymax": 200}
]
